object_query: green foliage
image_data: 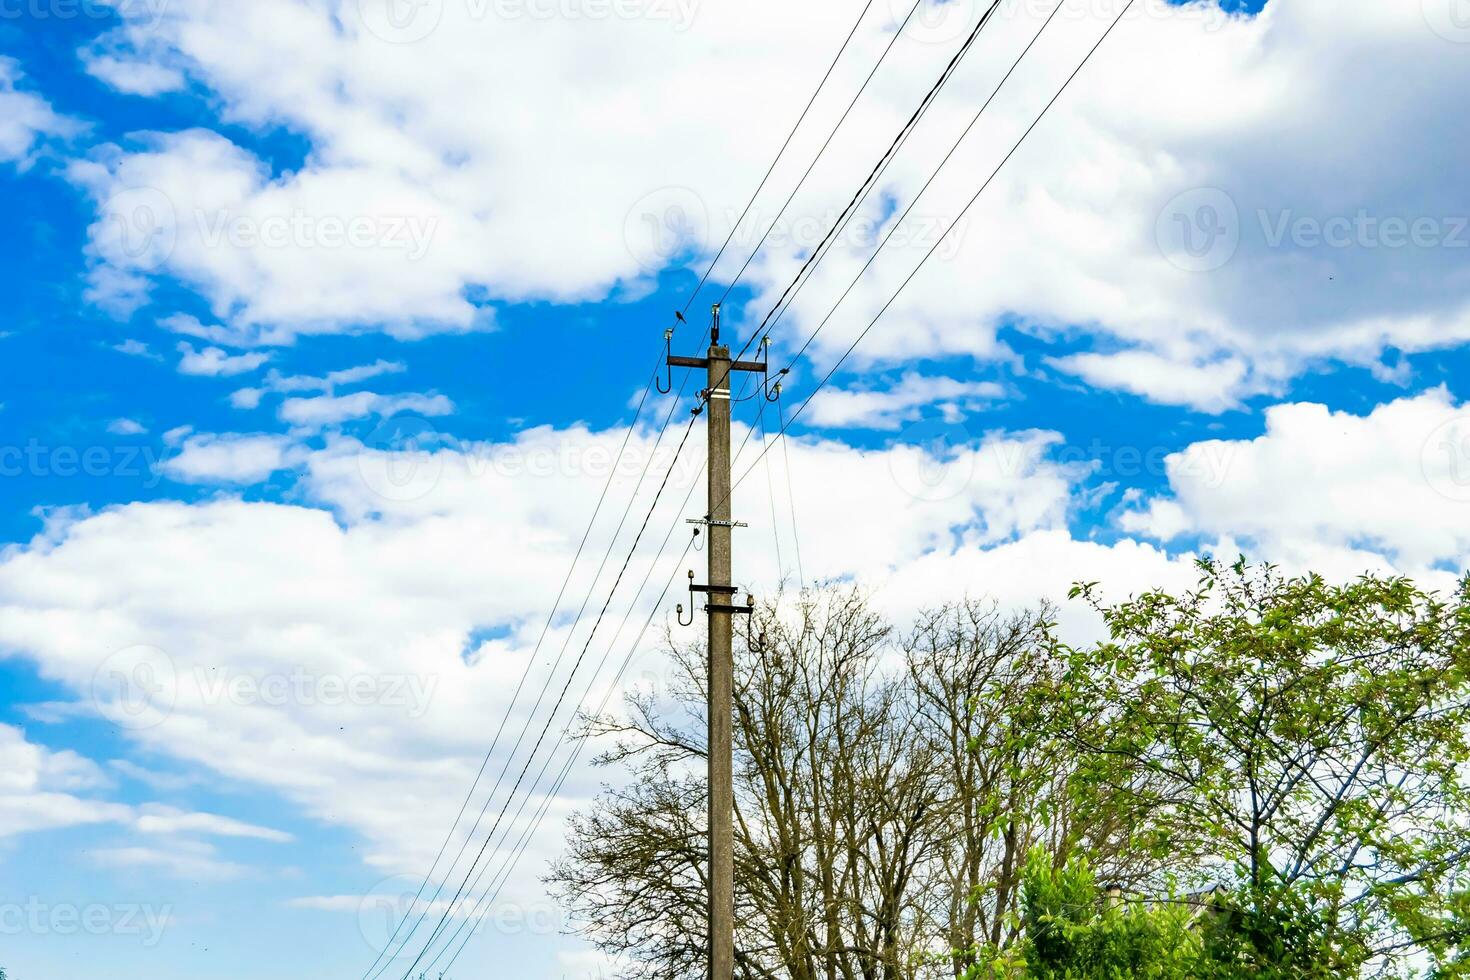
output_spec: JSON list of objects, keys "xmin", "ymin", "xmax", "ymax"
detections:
[
  {"xmin": 1036, "ymin": 561, "xmax": 1470, "ymax": 975},
  {"xmin": 1018, "ymin": 852, "xmax": 1200, "ymax": 980},
  {"xmin": 966, "ymin": 853, "xmax": 1361, "ymax": 979}
]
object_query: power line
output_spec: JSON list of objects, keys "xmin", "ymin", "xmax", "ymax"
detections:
[
  {"xmin": 366, "ymin": 3, "xmax": 913, "ymax": 972},
  {"xmin": 355, "ymin": 348, "xmax": 662, "ymax": 980},
  {"xmin": 427, "ymin": 516, "xmax": 702, "ymax": 975},
  {"xmin": 776, "ymin": 390, "xmax": 806, "ymax": 590},
  {"xmin": 426, "ymin": 362, "xmax": 780, "ymax": 972},
  {"xmin": 382, "ymin": 21, "xmax": 897, "ymax": 943},
  {"xmin": 418, "ymin": 369, "xmax": 781, "ymax": 971},
  {"xmin": 757, "ymin": 395, "xmax": 784, "ymax": 580},
  {"xmin": 383, "ymin": 1, "xmax": 1135, "ymax": 971},
  {"xmin": 738, "ymin": 0, "xmax": 1140, "ymax": 499},
  {"xmin": 781, "ymin": 0, "xmax": 1068, "ymax": 374},
  {"xmin": 714, "ymin": 0, "xmax": 926, "ymax": 306},
  {"xmin": 393, "ymin": 414, "xmax": 704, "ymax": 980},
  {"xmin": 685, "ymin": 0, "xmax": 883, "ymax": 313},
  {"xmin": 728, "ymin": 0, "xmax": 1009, "ymax": 368},
  {"xmin": 363, "ymin": 341, "xmax": 705, "ymax": 980}
]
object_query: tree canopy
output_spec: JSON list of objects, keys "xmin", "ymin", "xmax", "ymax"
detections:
[{"xmin": 551, "ymin": 563, "xmax": 1470, "ymax": 978}]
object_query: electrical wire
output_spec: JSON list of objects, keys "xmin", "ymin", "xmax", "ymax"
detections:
[
  {"xmin": 713, "ymin": 0, "xmax": 927, "ymax": 306},
  {"xmin": 735, "ymin": 0, "xmax": 1140, "ymax": 502},
  {"xmin": 426, "ymin": 372, "xmax": 778, "ymax": 972},
  {"xmin": 355, "ymin": 347, "xmax": 662, "ymax": 980},
  {"xmin": 392, "ymin": 414, "xmax": 703, "ymax": 980},
  {"xmin": 363, "ymin": 338, "xmax": 707, "ymax": 980},
  {"xmin": 387, "ymin": 1, "xmax": 1136, "ymax": 970},
  {"xmin": 775, "ymin": 390, "xmax": 806, "ymax": 590},
  {"xmin": 684, "ymin": 0, "xmax": 884, "ymax": 313},
  {"xmin": 725, "ymin": 0, "xmax": 1009, "ymax": 370},
  {"xmin": 757, "ymin": 396, "xmax": 784, "ymax": 581},
  {"xmin": 366, "ymin": 4, "xmax": 899, "ymax": 971},
  {"xmin": 426, "ymin": 505, "xmax": 703, "ymax": 974},
  {"xmin": 781, "ymin": 0, "xmax": 1068, "ymax": 375},
  {"xmin": 432, "ymin": 369, "xmax": 779, "ymax": 972}
]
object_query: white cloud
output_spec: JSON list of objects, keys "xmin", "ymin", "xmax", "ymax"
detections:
[
  {"xmin": 91, "ymin": 841, "xmax": 250, "ymax": 881},
  {"xmin": 1050, "ymin": 351, "xmax": 1252, "ymax": 414},
  {"xmin": 1122, "ymin": 389, "xmax": 1470, "ymax": 576},
  {"xmin": 72, "ymin": 0, "xmax": 1470, "ymax": 399},
  {"xmin": 133, "ymin": 803, "xmax": 293, "ymax": 842},
  {"xmin": 162, "ymin": 424, "xmax": 194, "ymax": 447},
  {"xmin": 176, "ymin": 342, "xmax": 271, "ymax": 377},
  {"xmin": 278, "ymin": 391, "xmax": 454, "ymax": 427},
  {"xmin": 10, "ymin": 397, "xmax": 1457, "ymax": 947},
  {"xmin": 112, "ymin": 338, "xmax": 161, "ymax": 360},
  {"xmin": 231, "ymin": 360, "xmax": 409, "ymax": 413},
  {"xmin": 230, "ymin": 387, "xmax": 265, "ymax": 410},
  {"xmin": 160, "ymin": 312, "xmax": 270, "ymax": 348},
  {"xmin": 0, "ymin": 418, "xmax": 1099, "ymax": 896},
  {"xmin": 0, "ymin": 725, "xmax": 285, "ymax": 852},
  {"xmin": 81, "ymin": 53, "xmax": 187, "ymax": 97},
  {"xmin": 161, "ymin": 432, "xmax": 298, "ymax": 483},
  {"xmin": 802, "ymin": 372, "xmax": 1005, "ymax": 429},
  {"xmin": 0, "ymin": 57, "xmax": 76, "ymax": 167},
  {"xmin": 108, "ymin": 418, "xmax": 149, "ymax": 436}
]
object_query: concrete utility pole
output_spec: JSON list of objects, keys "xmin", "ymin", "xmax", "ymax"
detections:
[{"xmin": 670, "ymin": 304, "xmax": 765, "ymax": 980}]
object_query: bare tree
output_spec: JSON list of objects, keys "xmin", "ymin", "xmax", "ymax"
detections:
[{"xmin": 548, "ymin": 588, "xmax": 1133, "ymax": 980}]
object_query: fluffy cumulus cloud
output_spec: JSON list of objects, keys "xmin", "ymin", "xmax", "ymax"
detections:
[
  {"xmin": 0, "ymin": 724, "xmax": 121, "ymax": 837},
  {"xmin": 161, "ymin": 432, "xmax": 301, "ymax": 483},
  {"xmin": 0, "ymin": 724, "xmax": 286, "ymax": 860},
  {"xmin": 1122, "ymin": 389, "xmax": 1470, "ymax": 583},
  {"xmin": 0, "ymin": 415, "xmax": 1172, "ymax": 909},
  {"xmin": 68, "ymin": 0, "xmax": 1470, "ymax": 401},
  {"xmin": 278, "ymin": 390, "xmax": 455, "ymax": 427},
  {"xmin": 0, "ymin": 57, "xmax": 77, "ymax": 167},
  {"xmin": 176, "ymin": 342, "xmax": 272, "ymax": 377},
  {"xmin": 7, "ymin": 387, "xmax": 1469, "ymax": 939},
  {"xmin": 803, "ymin": 372, "xmax": 1006, "ymax": 429}
]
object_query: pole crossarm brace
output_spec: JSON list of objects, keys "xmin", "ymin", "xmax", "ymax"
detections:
[
  {"xmin": 667, "ymin": 355, "xmax": 769, "ymax": 375},
  {"xmin": 705, "ymin": 603, "xmax": 755, "ymax": 615}
]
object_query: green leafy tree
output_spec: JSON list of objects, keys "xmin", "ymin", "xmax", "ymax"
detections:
[
  {"xmin": 1042, "ymin": 560, "xmax": 1470, "ymax": 976},
  {"xmin": 1016, "ymin": 852, "xmax": 1200, "ymax": 980}
]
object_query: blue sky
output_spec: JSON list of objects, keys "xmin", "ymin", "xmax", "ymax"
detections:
[{"xmin": 1, "ymin": 0, "xmax": 1468, "ymax": 977}]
